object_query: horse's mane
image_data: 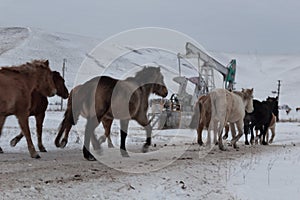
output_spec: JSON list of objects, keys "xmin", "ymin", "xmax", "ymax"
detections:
[
  {"xmin": 233, "ymin": 89, "xmax": 252, "ymax": 99},
  {"xmin": 0, "ymin": 60, "xmax": 49, "ymax": 74},
  {"xmin": 133, "ymin": 66, "xmax": 159, "ymax": 83}
]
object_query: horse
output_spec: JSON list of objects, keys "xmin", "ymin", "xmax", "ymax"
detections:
[
  {"xmin": 244, "ymin": 98, "xmax": 277, "ymax": 145},
  {"xmin": 9, "ymin": 71, "xmax": 69, "ymax": 152},
  {"xmin": 266, "ymin": 96, "xmax": 279, "ymax": 121},
  {"xmin": 0, "ymin": 60, "xmax": 57, "ymax": 158},
  {"xmin": 296, "ymin": 107, "xmax": 300, "ymax": 112},
  {"xmin": 55, "ymin": 66, "xmax": 168, "ymax": 160},
  {"xmin": 208, "ymin": 88, "xmax": 254, "ymax": 151},
  {"xmin": 54, "ymin": 85, "xmax": 115, "ymax": 150},
  {"xmin": 189, "ymin": 95, "xmax": 230, "ymax": 146}
]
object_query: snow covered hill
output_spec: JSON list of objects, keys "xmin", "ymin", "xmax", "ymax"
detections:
[{"xmin": 0, "ymin": 27, "xmax": 299, "ymax": 119}]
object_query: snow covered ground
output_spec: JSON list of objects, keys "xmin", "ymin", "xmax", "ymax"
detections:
[{"xmin": 0, "ymin": 27, "xmax": 300, "ymax": 199}]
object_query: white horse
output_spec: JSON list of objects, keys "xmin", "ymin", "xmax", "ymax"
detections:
[{"xmin": 209, "ymin": 88, "xmax": 254, "ymax": 150}]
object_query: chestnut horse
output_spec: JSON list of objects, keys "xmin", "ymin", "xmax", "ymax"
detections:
[
  {"xmin": 10, "ymin": 71, "xmax": 69, "ymax": 152},
  {"xmin": 209, "ymin": 88, "xmax": 254, "ymax": 150},
  {"xmin": 55, "ymin": 66, "xmax": 168, "ymax": 160},
  {"xmin": 0, "ymin": 60, "xmax": 56, "ymax": 158}
]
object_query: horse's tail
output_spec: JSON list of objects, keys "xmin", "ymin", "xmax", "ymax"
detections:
[
  {"xmin": 189, "ymin": 95, "xmax": 207, "ymax": 129},
  {"xmin": 189, "ymin": 100, "xmax": 200, "ymax": 129},
  {"xmin": 55, "ymin": 87, "xmax": 81, "ymax": 147}
]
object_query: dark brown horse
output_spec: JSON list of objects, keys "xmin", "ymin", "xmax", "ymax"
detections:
[
  {"xmin": 10, "ymin": 71, "xmax": 69, "ymax": 152},
  {"xmin": 55, "ymin": 66, "xmax": 168, "ymax": 160},
  {"xmin": 0, "ymin": 60, "xmax": 57, "ymax": 158}
]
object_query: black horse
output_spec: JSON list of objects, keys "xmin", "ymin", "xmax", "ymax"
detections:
[{"xmin": 244, "ymin": 97, "xmax": 278, "ymax": 145}]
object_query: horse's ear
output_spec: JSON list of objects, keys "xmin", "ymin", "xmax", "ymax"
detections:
[
  {"xmin": 242, "ymin": 88, "xmax": 245, "ymax": 92},
  {"xmin": 52, "ymin": 71, "xmax": 60, "ymax": 77},
  {"xmin": 44, "ymin": 60, "xmax": 49, "ymax": 66}
]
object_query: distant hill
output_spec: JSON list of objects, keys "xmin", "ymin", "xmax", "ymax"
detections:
[{"xmin": 0, "ymin": 27, "xmax": 299, "ymax": 119}]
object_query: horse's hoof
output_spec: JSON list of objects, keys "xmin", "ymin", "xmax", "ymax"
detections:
[
  {"xmin": 39, "ymin": 146, "xmax": 47, "ymax": 152},
  {"xmin": 32, "ymin": 154, "xmax": 41, "ymax": 159},
  {"xmin": 0, "ymin": 147, "xmax": 3, "ymax": 153},
  {"xmin": 262, "ymin": 141, "xmax": 268, "ymax": 145},
  {"xmin": 245, "ymin": 141, "xmax": 250, "ymax": 145},
  {"xmin": 120, "ymin": 149, "xmax": 130, "ymax": 157},
  {"xmin": 60, "ymin": 139, "xmax": 68, "ymax": 148},
  {"xmin": 83, "ymin": 146, "xmax": 96, "ymax": 161},
  {"xmin": 108, "ymin": 144, "xmax": 114, "ymax": 148},
  {"xmin": 198, "ymin": 141, "xmax": 204, "ymax": 146},
  {"xmin": 219, "ymin": 144, "xmax": 226, "ymax": 151},
  {"xmin": 98, "ymin": 135, "xmax": 106, "ymax": 144},
  {"xmin": 142, "ymin": 144, "xmax": 150, "ymax": 153},
  {"xmin": 222, "ymin": 135, "xmax": 228, "ymax": 140},
  {"xmin": 85, "ymin": 155, "xmax": 97, "ymax": 161},
  {"xmin": 10, "ymin": 139, "xmax": 17, "ymax": 147},
  {"xmin": 269, "ymin": 139, "xmax": 273, "ymax": 144}
]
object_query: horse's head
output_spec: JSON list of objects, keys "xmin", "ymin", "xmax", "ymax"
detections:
[
  {"xmin": 266, "ymin": 96, "xmax": 279, "ymax": 121},
  {"xmin": 52, "ymin": 71, "xmax": 69, "ymax": 99},
  {"xmin": 135, "ymin": 66, "xmax": 168, "ymax": 98},
  {"xmin": 242, "ymin": 88, "xmax": 254, "ymax": 113},
  {"xmin": 34, "ymin": 60, "xmax": 57, "ymax": 97}
]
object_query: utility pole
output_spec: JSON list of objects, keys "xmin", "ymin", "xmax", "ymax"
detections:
[
  {"xmin": 272, "ymin": 80, "xmax": 281, "ymax": 100},
  {"xmin": 60, "ymin": 58, "xmax": 67, "ymax": 111},
  {"xmin": 277, "ymin": 80, "xmax": 281, "ymax": 99}
]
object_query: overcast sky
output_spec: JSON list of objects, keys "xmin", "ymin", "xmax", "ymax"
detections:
[{"xmin": 1, "ymin": 0, "xmax": 300, "ymax": 54}]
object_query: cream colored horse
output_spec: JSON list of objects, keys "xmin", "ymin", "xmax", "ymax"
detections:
[{"xmin": 209, "ymin": 88, "xmax": 254, "ymax": 150}]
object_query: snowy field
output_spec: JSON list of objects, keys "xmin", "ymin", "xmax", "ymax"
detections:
[{"xmin": 0, "ymin": 27, "xmax": 300, "ymax": 199}]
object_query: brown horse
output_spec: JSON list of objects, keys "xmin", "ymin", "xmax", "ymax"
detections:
[
  {"xmin": 10, "ymin": 71, "xmax": 69, "ymax": 152},
  {"xmin": 54, "ymin": 85, "xmax": 115, "ymax": 149},
  {"xmin": 55, "ymin": 66, "xmax": 168, "ymax": 160},
  {"xmin": 0, "ymin": 60, "xmax": 57, "ymax": 158}
]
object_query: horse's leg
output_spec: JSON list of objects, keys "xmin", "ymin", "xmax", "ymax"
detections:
[
  {"xmin": 229, "ymin": 123, "xmax": 236, "ymax": 145},
  {"xmin": 10, "ymin": 132, "xmax": 24, "ymax": 147},
  {"xmin": 142, "ymin": 124, "xmax": 152, "ymax": 153},
  {"xmin": 55, "ymin": 117, "xmax": 68, "ymax": 147},
  {"xmin": 197, "ymin": 122, "xmax": 204, "ymax": 146},
  {"xmin": 99, "ymin": 117, "xmax": 114, "ymax": 148},
  {"xmin": 17, "ymin": 114, "xmax": 40, "ymax": 158},
  {"xmin": 35, "ymin": 113, "xmax": 47, "ymax": 152},
  {"xmin": 215, "ymin": 119, "xmax": 225, "ymax": 151},
  {"xmin": 261, "ymin": 125, "xmax": 269, "ymax": 145},
  {"xmin": 218, "ymin": 123, "xmax": 226, "ymax": 151},
  {"xmin": 0, "ymin": 116, "xmax": 7, "ymax": 153},
  {"xmin": 244, "ymin": 123, "xmax": 250, "ymax": 145},
  {"xmin": 231, "ymin": 120, "xmax": 244, "ymax": 149},
  {"xmin": 83, "ymin": 116, "xmax": 99, "ymax": 161},
  {"xmin": 59, "ymin": 123, "xmax": 72, "ymax": 148},
  {"xmin": 266, "ymin": 129, "xmax": 269, "ymax": 144},
  {"xmin": 120, "ymin": 119, "xmax": 129, "ymax": 157},
  {"xmin": 222, "ymin": 123, "xmax": 230, "ymax": 140},
  {"xmin": 254, "ymin": 127, "xmax": 260, "ymax": 144},
  {"xmin": 213, "ymin": 120, "xmax": 218, "ymax": 145},
  {"xmin": 250, "ymin": 125, "xmax": 255, "ymax": 145},
  {"xmin": 269, "ymin": 125, "xmax": 276, "ymax": 144}
]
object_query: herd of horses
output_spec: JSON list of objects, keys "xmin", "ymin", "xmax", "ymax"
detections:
[{"xmin": 0, "ymin": 60, "xmax": 279, "ymax": 160}]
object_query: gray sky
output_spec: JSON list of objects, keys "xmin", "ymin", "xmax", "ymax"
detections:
[{"xmin": 1, "ymin": 0, "xmax": 300, "ymax": 54}]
